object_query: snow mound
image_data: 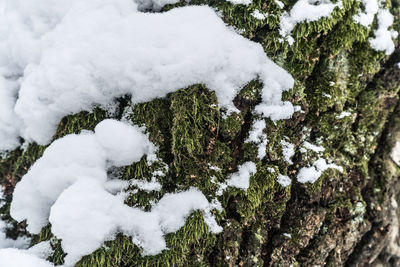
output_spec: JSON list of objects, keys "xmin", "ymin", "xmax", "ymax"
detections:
[
  {"xmin": 9, "ymin": 119, "xmax": 220, "ymax": 265},
  {"xmin": 0, "ymin": 1, "xmax": 294, "ymax": 151}
]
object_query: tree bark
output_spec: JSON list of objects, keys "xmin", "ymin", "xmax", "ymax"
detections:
[{"xmin": 1, "ymin": 1, "xmax": 400, "ymax": 266}]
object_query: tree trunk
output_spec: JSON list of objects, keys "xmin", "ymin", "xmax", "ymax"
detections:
[{"xmin": 1, "ymin": 0, "xmax": 400, "ymax": 266}]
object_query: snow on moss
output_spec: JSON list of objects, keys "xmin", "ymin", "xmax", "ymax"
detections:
[
  {"xmin": 277, "ymin": 174, "xmax": 291, "ymax": 187},
  {"xmin": 8, "ymin": 119, "xmax": 220, "ymax": 266},
  {"xmin": 297, "ymin": 158, "xmax": 342, "ymax": 183},
  {"xmin": 369, "ymin": 9, "xmax": 398, "ymax": 55},
  {"xmin": 279, "ymin": 0, "xmax": 342, "ymax": 44},
  {"xmin": 353, "ymin": 0, "xmax": 379, "ymax": 27},
  {"xmin": 0, "ymin": 190, "xmax": 30, "ymax": 249},
  {"xmin": 0, "ymin": 1, "xmax": 294, "ymax": 151},
  {"xmin": 246, "ymin": 119, "xmax": 268, "ymax": 159},
  {"xmin": 281, "ymin": 139, "xmax": 295, "ymax": 164},
  {"xmin": 225, "ymin": 0, "xmax": 252, "ymax": 5},
  {"xmin": 226, "ymin": 162, "xmax": 257, "ymax": 190}
]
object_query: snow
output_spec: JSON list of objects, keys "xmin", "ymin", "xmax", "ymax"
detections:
[
  {"xmin": 215, "ymin": 162, "xmax": 257, "ymax": 195},
  {"xmin": 369, "ymin": 9, "xmax": 398, "ymax": 56},
  {"xmin": 336, "ymin": 111, "xmax": 352, "ymax": 119},
  {"xmin": 226, "ymin": 162, "xmax": 257, "ymax": 190},
  {"xmin": 279, "ymin": 0, "xmax": 342, "ymax": 44},
  {"xmin": 297, "ymin": 158, "xmax": 343, "ymax": 183},
  {"xmin": 0, "ymin": 248, "xmax": 54, "ymax": 267},
  {"xmin": 0, "ymin": 1, "xmax": 294, "ymax": 152},
  {"xmin": 277, "ymin": 174, "xmax": 291, "ymax": 187},
  {"xmin": 0, "ymin": 220, "xmax": 30, "ymax": 249},
  {"xmin": 246, "ymin": 119, "xmax": 268, "ymax": 159},
  {"xmin": 0, "ymin": 189, "xmax": 30, "ymax": 249},
  {"xmin": 135, "ymin": 0, "xmax": 180, "ymax": 11},
  {"xmin": 390, "ymin": 141, "xmax": 400, "ymax": 167},
  {"xmin": 130, "ymin": 178, "xmax": 162, "ymax": 192},
  {"xmin": 11, "ymin": 119, "xmax": 156, "ymax": 234},
  {"xmin": 9, "ymin": 119, "xmax": 220, "ymax": 266},
  {"xmin": 353, "ymin": 0, "xmax": 379, "ymax": 27},
  {"xmin": 281, "ymin": 139, "xmax": 295, "ymax": 164},
  {"xmin": 303, "ymin": 141, "xmax": 325, "ymax": 153},
  {"xmin": 252, "ymin": 10, "xmax": 267, "ymax": 20},
  {"xmin": 275, "ymin": 0, "xmax": 284, "ymax": 8},
  {"xmin": 226, "ymin": 0, "xmax": 252, "ymax": 5}
]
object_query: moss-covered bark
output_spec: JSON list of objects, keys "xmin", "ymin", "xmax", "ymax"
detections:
[{"xmin": 1, "ymin": 0, "xmax": 400, "ymax": 266}]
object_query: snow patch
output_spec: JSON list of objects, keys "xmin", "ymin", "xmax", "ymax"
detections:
[
  {"xmin": 369, "ymin": 9, "xmax": 398, "ymax": 55},
  {"xmin": 390, "ymin": 141, "xmax": 400, "ymax": 167},
  {"xmin": 226, "ymin": 162, "xmax": 257, "ymax": 190},
  {"xmin": 281, "ymin": 139, "xmax": 295, "ymax": 164},
  {"xmin": 226, "ymin": 0, "xmax": 252, "ymax": 5},
  {"xmin": 277, "ymin": 174, "xmax": 291, "ymax": 187},
  {"xmin": 353, "ymin": 0, "xmax": 379, "ymax": 27},
  {"xmin": 246, "ymin": 119, "xmax": 268, "ymax": 159},
  {"xmin": 297, "ymin": 158, "xmax": 343, "ymax": 183},
  {"xmin": 303, "ymin": 141, "xmax": 325, "ymax": 153},
  {"xmin": 336, "ymin": 111, "xmax": 352, "ymax": 119},
  {"xmin": 252, "ymin": 10, "xmax": 267, "ymax": 20},
  {"xmin": 279, "ymin": 0, "xmax": 342, "ymax": 44}
]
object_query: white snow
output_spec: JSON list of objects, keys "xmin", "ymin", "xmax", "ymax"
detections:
[
  {"xmin": 0, "ymin": 220, "xmax": 30, "ymax": 250},
  {"xmin": 277, "ymin": 174, "xmax": 291, "ymax": 187},
  {"xmin": 226, "ymin": 162, "xmax": 257, "ymax": 190},
  {"xmin": 390, "ymin": 141, "xmax": 400, "ymax": 166},
  {"xmin": 279, "ymin": 0, "xmax": 342, "ymax": 44},
  {"xmin": 135, "ymin": 0, "xmax": 180, "ymax": 11},
  {"xmin": 0, "ymin": 1, "xmax": 294, "ymax": 152},
  {"xmin": 275, "ymin": 0, "xmax": 284, "ymax": 8},
  {"xmin": 281, "ymin": 139, "xmax": 295, "ymax": 164},
  {"xmin": 226, "ymin": 0, "xmax": 252, "ymax": 5},
  {"xmin": 9, "ymin": 119, "xmax": 220, "ymax": 266},
  {"xmin": 252, "ymin": 10, "xmax": 267, "ymax": 20},
  {"xmin": 0, "ymin": 189, "xmax": 30, "ymax": 249},
  {"xmin": 303, "ymin": 141, "xmax": 325, "ymax": 153},
  {"xmin": 130, "ymin": 178, "xmax": 162, "ymax": 192},
  {"xmin": 297, "ymin": 158, "xmax": 343, "ymax": 183},
  {"xmin": 336, "ymin": 111, "xmax": 352, "ymax": 119},
  {"xmin": 0, "ymin": 248, "xmax": 54, "ymax": 267},
  {"xmin": 11, "ymin": 119, "xmax": 156, "ymax": 234},
  {"xmin": 353, "ymin": 0, "xmax": 379, "ymax": 27},
  {"xmin": 369, "ymin": 9, "xmax": 398, "ymax": 55},
  {"xmin": 246, "ymin": 119, "xmax": 268, "ymax": 159}
]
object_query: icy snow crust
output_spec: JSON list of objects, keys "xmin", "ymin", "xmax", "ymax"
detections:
[
  {"xmin": 9, "ymin": 120, "xmax": 221, "ymax": 266},
  {"xmin": 0, "ymin": 0, "xmax": 294, "ymax": 152}
]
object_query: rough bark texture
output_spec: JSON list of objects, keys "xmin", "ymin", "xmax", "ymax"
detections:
[{"xmin": 1, "ymin": 0, "xmax": 400, "ymax": 266}]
